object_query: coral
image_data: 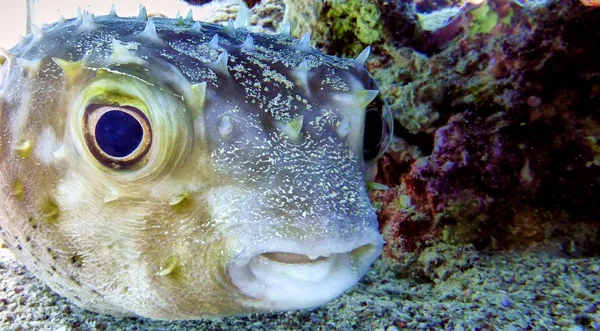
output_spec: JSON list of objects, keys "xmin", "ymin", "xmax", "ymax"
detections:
[
  {"xmin": 387, "ymin": 79, "xmax": 443, "ymax": 134},
  {"xmin": 417, "ymin": 6, "xmax": 464, "ymax": 32},
  {"xmin": 328, "ymin": 1, "xmax": 382, "ymax": 43},
  {"xmin": 283, "ymin": 0, "xmax": 324, "ymax": 40},
  {"xmin": 375, "ymin": 1, "xmax": 420, "ymax": 45},
  {"xmin": 402, "ymin": 0, "xmax": 523, "ymax": 54},
  {"xmin": 249, "ymin": 0, "xmax": 286, "ymax": 33},
  {"xmin": 284, "ymin": 0, "xmax": 384, "ymax": 56},
  {"xmin": 370, "ymin": 0, "xmax": 600, "ymax": 263}
]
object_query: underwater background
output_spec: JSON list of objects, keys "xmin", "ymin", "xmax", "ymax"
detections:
[{"xmin": 1, "ymin": 0, "xmax": 599, "ymax": 329}]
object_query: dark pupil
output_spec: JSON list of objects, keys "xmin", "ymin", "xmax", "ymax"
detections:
[
  {"xmin": 95, "ymin": 110, "xmax": 143, "ymax": 157},
  {"xmin": 363, "ymin": 110, "xmax": 383, "ymax": 162}
]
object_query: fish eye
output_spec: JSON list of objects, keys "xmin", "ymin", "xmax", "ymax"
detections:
[
  {"xmin": 83, "ymin": 104, "xmax": 152, "ymax": 169},
  {"xmin": 362, "ymin": 96, "xmax": 393, "ymax": 163}
]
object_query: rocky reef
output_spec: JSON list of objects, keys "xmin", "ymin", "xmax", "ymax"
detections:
[
  {"xmin": 280, "ymin": 0, "xmax": 600, "ymax": 279},
  {"xmin": 184, "ymin": 0, "xmax": 599, "ymax": 279}
]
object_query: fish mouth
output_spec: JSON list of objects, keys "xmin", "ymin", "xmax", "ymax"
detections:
[{"xmin": 228, "ymin": 234, "xmax": 383, "ymax": 310}]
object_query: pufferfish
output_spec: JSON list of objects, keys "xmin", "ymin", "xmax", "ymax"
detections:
[{"xmin": 0, "ymin": 4, "xmax": 392, "ymax": 320}]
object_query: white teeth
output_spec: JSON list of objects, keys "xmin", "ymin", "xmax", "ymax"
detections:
[{"xmin": 307, "ymin": 254, "xmax": 331, "ymax": 260}]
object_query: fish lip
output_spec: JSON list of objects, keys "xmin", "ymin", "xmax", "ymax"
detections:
[{"xmin": 228, "ymin": 231, "xmax": 383, "ymax": 311}]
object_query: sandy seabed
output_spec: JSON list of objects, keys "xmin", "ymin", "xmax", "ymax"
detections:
[{"xmin": 0, "ymin": 246, "xmax": 598, "ymax": 330}]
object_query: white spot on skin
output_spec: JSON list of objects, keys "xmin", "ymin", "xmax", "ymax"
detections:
[
  {"xmin": 110, "ymin": 39, "xmax": 145, "ymax": 65},
  {"xmin": 33, "ymin": 127, "xmax": 60, "ymax": 164},
  {"xmin": 219, "ymin": 116, "xmax": 233, "ymax": 138},
  {"xmin": 276, "ymin": 115, "xmax": 304, "ymax": 142},
  {"xmin": 104, "ymin": 187, "xmax": 120, "ymax": 203},
  {"xmin": 337, "ymin": 118, "xmax": 351, "ymax": 138}
]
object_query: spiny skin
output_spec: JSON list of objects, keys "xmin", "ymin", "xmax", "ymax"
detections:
[{"xmin": 0, "ymin": 12, "xmax": 388, "ymax": 320}]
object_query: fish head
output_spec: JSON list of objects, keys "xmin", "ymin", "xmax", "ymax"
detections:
[{"xmin": 0, "ymin": 12, "xmax": 392, "ymax": 320}]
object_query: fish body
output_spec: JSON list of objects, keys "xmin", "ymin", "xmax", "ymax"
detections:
[{"xmin": 0, "ymin": 7, "xmax": 391, "ymax": 320}]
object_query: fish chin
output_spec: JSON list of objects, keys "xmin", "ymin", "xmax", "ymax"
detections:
[{"xmin": 229, "ymin": 233, "xmax": 383, "ymax": 311}]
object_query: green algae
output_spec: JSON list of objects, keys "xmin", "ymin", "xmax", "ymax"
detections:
[
  {"xmin": 324, "ymin": 0, "xmax": 383, "ymax": 56},
  {"xmin": 468, "ymin": 1, "xmax": 499, "ymax": 36}
]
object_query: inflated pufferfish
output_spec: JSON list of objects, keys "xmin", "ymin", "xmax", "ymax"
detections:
[{"xmin": 0, "ymin": 4, "xmax": 392, "ymax": 320}]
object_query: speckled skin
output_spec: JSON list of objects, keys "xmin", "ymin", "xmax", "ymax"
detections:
[{"xmin": 0, "ymin": 10, "xmax": 387, "ymax": 320}]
